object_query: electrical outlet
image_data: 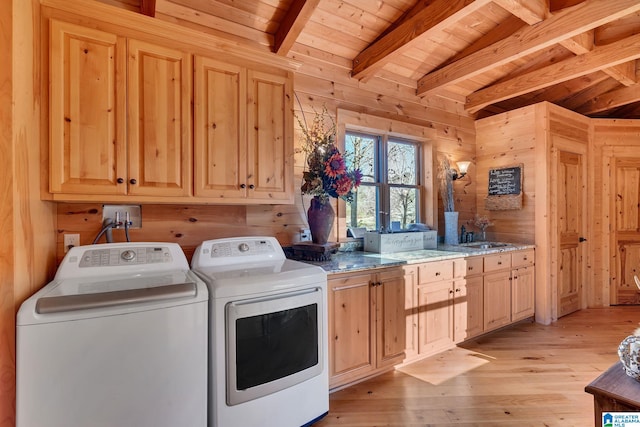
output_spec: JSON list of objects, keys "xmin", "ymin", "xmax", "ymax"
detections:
[
  {"xmin": 300, "ymin": 228, "xmax": 311, "ymax": 242},
  {"xmin": 102, "ymin": 205, "xmax": 142, "ymax": 229},
  {"xmin": 64, "ymin": 234, "xmax": 80, "ymax": 253}
]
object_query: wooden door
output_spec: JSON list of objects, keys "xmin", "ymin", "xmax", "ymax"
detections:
[
  {"xmin": 555, "ymin": 149, "xmax": 586, "ymax": 316},
  {"xmin": 417, "ymin": 280, "xmax": 454, "ymax": 356},
  {"xmin": 375, "ymin": 269, "xmax": 406, "ymax": 367},
  {"xmin": 127, "ymin": 39, "xmax": 191, "ymax": 197},
  {"xmin": 328, "ymin": 272, "xmax": 374, "ymax": 388},
  {"xmin": 194, "ymin": 56, "xmax": 247, "ymax": 199},
  {"xmin": 614, "ymin": 159, "xmax": 640, "ymax": 304},
  {"xmin": 49, "ymin": 20, "xmax": 126, "ymax": 195},
  {"xmin": 246, "ymin": 70, "xmax": 293, "ymax": 202}
]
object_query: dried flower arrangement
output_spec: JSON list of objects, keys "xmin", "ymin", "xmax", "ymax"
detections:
[
  {"xmin": 297, "ymin": 106, "xmax": 362, "ymax": 204},
  {"xmin": 438, "ymin": 156, "xmax": 455, "ymax": 212}
]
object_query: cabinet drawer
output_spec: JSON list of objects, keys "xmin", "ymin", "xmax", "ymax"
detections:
[
  {"xmin": 460, "ymin": 256, "xmax": 483, "ymax": 277},
  {"xmin": 512, "ymin": 249, "xmax": 534, "ymax": 268},
  {"xmin": 483, "ymin": 253, "xmax": 510, "ymax": 272},
  {"xmin": 419, "ymin": 261, "xmax": 453, "ymax": 283}
]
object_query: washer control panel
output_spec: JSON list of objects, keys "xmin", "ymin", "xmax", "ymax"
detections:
[{"xmin": 78, "ymin": 246, "xmax": 172, "ymax": 267}]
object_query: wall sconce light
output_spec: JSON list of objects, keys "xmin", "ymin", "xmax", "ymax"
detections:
[{"xmin": 452, "ymin": 161, "xmax": 471, "ymax": 180}]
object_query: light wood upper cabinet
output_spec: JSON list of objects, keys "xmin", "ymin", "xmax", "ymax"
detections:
[
  {"xmin": 246, "ymin": 70, "xmax": 293, "ymax": 202},
  {"xmin": 49, "ymin": 20, "xmax": 126, "ymax": 195},
  {"xmin": 127, "ymin": 39, "xmax": 191, "ymax": 197},
  {"xmin": 194, "ymin": 62, "xmax": 293, "ymax": 203},
  {"xmin": 48, "ymin": 16, "xmax": 294, "ymax": 204},
  {"xmin": 194, "ymin": 57, "xmax": 246, "ymax": 199},
  {"xmin": 49, "ymin": 20, "xmax": 192, "ymax": 199}
]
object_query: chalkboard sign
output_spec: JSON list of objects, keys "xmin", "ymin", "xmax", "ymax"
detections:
[
  {"xmin": 485, "ymin": 164, "xmax": 523, "ymax": 211},
  {"xmin": 488, "ymin": 166, "xmax": 522, "ymax": 196}
]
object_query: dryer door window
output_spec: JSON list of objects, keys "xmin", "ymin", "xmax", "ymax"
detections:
[{"xmin": 225, "ymin": 287, "xmax": 324, "ymax": 405}]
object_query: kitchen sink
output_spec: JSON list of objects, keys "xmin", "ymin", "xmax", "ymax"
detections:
[{"xmin": 463, "ymin": 242, "xmax": 509, "ymax": 249}]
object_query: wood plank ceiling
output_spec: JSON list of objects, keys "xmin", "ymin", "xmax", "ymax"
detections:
[{"xmin": 126, "ymin": 0, "xmax": 640, "ymax": 119}]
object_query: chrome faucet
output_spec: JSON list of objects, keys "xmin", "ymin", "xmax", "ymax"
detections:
[{"xmin": 378, "ymin": 211, "xmax": 388, "ymax": 234}]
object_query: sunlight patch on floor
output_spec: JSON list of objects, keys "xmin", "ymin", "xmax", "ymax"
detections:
[{"xmin": 396, "ymin": 347, "xmax": 494, "ymax": 385}]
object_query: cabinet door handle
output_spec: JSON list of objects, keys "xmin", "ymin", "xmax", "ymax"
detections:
[
  {"xmin": 468, "ymin": 266, "xmax": 474, "ymax": 271},
  {"xmin": 455, "ymin": 288, "xmax": 461, "ymax": 292},
  {"xmin": 497, "ymin": 261, "xmax": 502, "ymax": 265},
  {"xmin": 449, "ymin": 289, "xmax": 454, "ymax": 294},
  {"xmin": 129, "ymin": 178, "xmax": 137, "ymax": 185},
  {"xmin": 249, "ymin": 184, "xmax": 255, "ymax": 189},
  {"xmin": 435, "ymin": 272, "xmax": 441, "ymax": 276},
  {"xmin": 117, "ymin": 177, "xmax": 124, "ymax": 184},
  {"xmin": 240, "ymin": 183, "xmax": 246, "ymax": 189}
]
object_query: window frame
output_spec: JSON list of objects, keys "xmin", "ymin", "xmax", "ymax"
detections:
[
  {"xmin": 345, "ymin": 131, "xmax": 423, "ymax": 232},
  {"xmin": 336, "ymin": 109, "xmax": 435, "ymax": 241}
]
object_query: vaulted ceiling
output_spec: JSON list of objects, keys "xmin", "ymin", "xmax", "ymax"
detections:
[{"xmin": 126, "ymin": 0, "xmax": 640, "ymax": 119}]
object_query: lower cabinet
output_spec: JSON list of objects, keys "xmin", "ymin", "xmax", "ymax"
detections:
[
  {"xmin": 483, "ymin": 269, "xmax": 512, "ymax": 332},
  {"xmin": 329, "ymin": 248, "xmax": 535, "ymax": 388},
  {"xmin": 404, "ymin": 249, "xmax": 535, "ymax": 363},
  {"xmin": 328, "ymin": 268, "xmax": 405, "ymax": 389},
  {"xmin": 511, "ymin": 249, "xmax": 536, "ymax": 321}
]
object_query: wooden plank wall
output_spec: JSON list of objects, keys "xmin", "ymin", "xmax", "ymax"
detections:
[
  {"xmin": 475, "ymin": 105, "xmax": 538, "ymax": 244},
  {"xmin": 2, "ymin": 2, "xmax": 59, "ymax": 426},
  {"xmin": 54, "ymin": 4, "xmax": 477, "ymax": 264},
  {"xmin": 0, "ymin": 3, "xmax": 15, "ymax": 425}
]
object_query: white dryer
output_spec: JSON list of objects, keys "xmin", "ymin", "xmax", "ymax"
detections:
[
  {"xmin": 16, "ymin": 242, "xmax": 208, "ymax": 427},
  {"xmin": 191, "ymin": 236, "xmax": 328, "ymax": 427}
]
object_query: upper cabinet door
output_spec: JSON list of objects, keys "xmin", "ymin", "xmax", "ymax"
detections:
[
  {"xmin": 127, "ymin": 39, "xmax": 192, "ymax": 197},
  {"xmin": 246, "ymin": 70, "xmax": 293, "ymax": 203},
  {"xmin": 49, "ymin": 20, "xmax": 127, "ymax": 195},
  {"xmin": 194, "ymin": 57, "xmax": 247, "ymax": 199}
]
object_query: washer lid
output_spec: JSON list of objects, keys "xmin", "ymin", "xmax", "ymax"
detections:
[
  {"xmin": 36, "ymin": 271, "xmax": 200, "ymax": 313},
  {"xmin": 192, "ymin": 259, "xmax": 326, "ymax": 299}
]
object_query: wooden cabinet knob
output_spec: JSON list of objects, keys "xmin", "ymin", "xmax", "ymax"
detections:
[
  {"xmin": 117, "ymin": 177, "xmax": 124, "ymax": 184},
  {"xmin": 129, "ymin": 178, "xmax": 137, "ymax": 185}
]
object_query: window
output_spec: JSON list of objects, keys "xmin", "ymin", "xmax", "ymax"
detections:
[{"xmin": 345, "ymin": 131, "xmax": 421, "ymax": 232}]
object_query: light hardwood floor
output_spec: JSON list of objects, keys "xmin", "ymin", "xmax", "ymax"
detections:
[{"xmin": 316, "ymin": 307, "xmax": 640, "ymax": 427}]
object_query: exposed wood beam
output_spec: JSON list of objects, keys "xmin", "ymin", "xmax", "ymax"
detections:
[
  {"xmin": 417, "ymin": 0, "xmax": 640, "ymax": 96},
  {"xmin": 492, "ymin": 0, "xmax": 547, "ymax": 24},
  {"xmin": 140, "ymin": 0, "xmax": 156, "ymax": 17},
  {"xmin": 577, "ymin": 84, "xmax": 640, "ymax": 114},
  {"xmin": 273, "ymin": 0, "xmax": 320, "ymax": 55},
  {"xmin": 439, "ymin": 14, "xmax": 527, "ymax": 69},
  {"xmin": 465, "ymin": 32, "xmax": 640, "ymax": 113},
  {"xmin": 351, "ymin": 0, "xmax": 492, "ymax": 81}
]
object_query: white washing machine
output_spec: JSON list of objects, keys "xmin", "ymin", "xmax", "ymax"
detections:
[
  {"xmin": 16, "ymin": 242, "xmax": 208, "ymax": 427},
  {"xmin": 191, "ymin": 236, "xmax": 328, "ymax": 427}
]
